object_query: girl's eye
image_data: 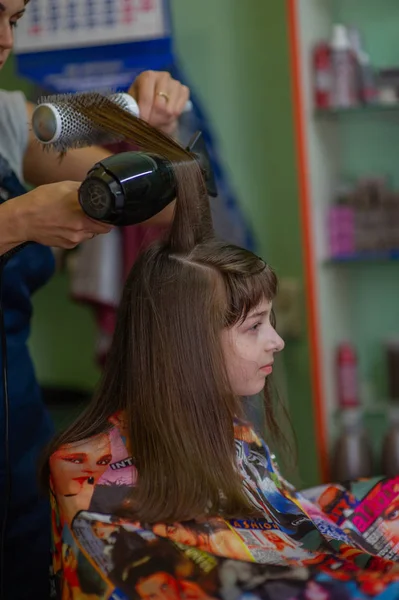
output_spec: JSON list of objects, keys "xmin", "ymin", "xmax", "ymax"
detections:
[{"xmin": 250, "ymin": 322, "xmax": 261, "ymax": 332}]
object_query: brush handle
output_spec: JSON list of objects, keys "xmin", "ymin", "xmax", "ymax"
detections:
[{"xmin": 31, "ymin": 93, "xmax": 192, "ymax": 153}]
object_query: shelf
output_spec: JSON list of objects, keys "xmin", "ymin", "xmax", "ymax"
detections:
[
  {"xmin": 333, "ymin": 406, "xmax": 387, "ymax": 417},
  {"xmin": 315, "ymin": 104, "xmax": 399, "ymax": 117},
  {"xmin": 325, "ymin": 251, "xmax": 399, "ymax": 264}
]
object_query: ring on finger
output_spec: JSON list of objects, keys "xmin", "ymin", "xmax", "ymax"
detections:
[{"xmin": 156, "ymin": 91, "xmax": 170, "ymax": 103}]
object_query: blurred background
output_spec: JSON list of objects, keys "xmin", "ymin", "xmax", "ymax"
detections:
[{"xmin": 3, "ymin": 0, "xmax": 399, "ymax": 490}]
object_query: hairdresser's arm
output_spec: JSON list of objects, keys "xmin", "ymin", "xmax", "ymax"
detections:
[
  {"xmin": 0, "ymin": 200, "xmax": 23, "ymax": 257},
  {"xmin": 0, "ymin": 181, "xmax": 112, "ymax": 257}
]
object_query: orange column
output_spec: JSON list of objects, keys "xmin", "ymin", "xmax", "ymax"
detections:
[{"xmin": 286, "ymin": 0, "xmax": 330, "ymax": 482}]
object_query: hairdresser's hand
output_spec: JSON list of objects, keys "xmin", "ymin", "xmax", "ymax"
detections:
[
  {"xmin": 11, "ymin": 181, "xmax": 112, "ymax": 249},
  {"xmin": 129, "ymin": 70, "xmax": 190, "ymax": 135}
]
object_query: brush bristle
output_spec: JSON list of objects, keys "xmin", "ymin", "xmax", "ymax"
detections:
[
  {"xmin": 34, "ymin": 90, "xmax": 131, "ymax": 153},
  {"xmin": 38, "ymin": 89, "xmax": 116, "ymax": 107}
]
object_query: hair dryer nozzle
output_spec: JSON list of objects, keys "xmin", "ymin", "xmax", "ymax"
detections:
[{"xmin": 79, "ymin": 152, "xmax": 176, "ymax": 226}]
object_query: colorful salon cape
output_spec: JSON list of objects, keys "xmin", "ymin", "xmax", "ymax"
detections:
[{"xmin": 50, "ymin": 415, "xmax": 399, "ymax": 600}]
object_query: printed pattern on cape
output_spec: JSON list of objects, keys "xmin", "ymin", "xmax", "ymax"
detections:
[{"xmin": 50, "ymin": 414, "xmax": 399, "ymax": 599}]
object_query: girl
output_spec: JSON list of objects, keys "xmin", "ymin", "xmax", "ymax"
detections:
[
  {"xmin": 44, "ymin": 103, "xmax": 399, "ymax": 600},
  {"xmin": 46, "ymin": 226, "xmax": 286, "ymax": 525}
]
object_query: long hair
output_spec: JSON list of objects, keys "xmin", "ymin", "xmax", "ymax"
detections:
[{"xmin": 41, "ymin": 98, "xmax": 280, "ymax": 522}]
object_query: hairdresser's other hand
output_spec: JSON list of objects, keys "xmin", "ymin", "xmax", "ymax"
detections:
[
  {"xmin": 129, "ymin": 70, "xmax": 190, "ymax": 135},
  {"xmin": 12, "ymin": 181, "xmax": 112, "ymax": 249}
]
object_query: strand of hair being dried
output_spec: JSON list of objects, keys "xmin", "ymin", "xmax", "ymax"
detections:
[{"xmin": 74, "ymin": 93, "xmax": 191, "ymax": 161}]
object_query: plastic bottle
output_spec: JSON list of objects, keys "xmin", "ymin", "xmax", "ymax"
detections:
[
  {"xmin": 313, "ymin": 41, "xmax": 333, "ymax": 109},
  {"xmin": 348, "ymin": 26, "xmax": 378, "ymax": 105},
  {"xmin": 337, "ymin": 342, "xmax": 359, "ymax": 409},
  {"xmin": 358, "ymin": 51, "xmax": 378, "ymax": 105},
  {"xmin": 331, "ymin": 343, "xmax": 374, "ymax": 482},
  {"xmin": 331, "ymin": 24, "xmax": 359, "ymax": 109}
]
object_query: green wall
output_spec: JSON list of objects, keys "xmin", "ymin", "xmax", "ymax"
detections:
[{"xmin": 1, "ymin": 2, "xmax": 319, "ymax": 487}]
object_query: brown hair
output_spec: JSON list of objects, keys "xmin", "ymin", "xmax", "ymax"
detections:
[{"xmin": 42, "ymin": 97, "xmax": 281, "ymax": 522}]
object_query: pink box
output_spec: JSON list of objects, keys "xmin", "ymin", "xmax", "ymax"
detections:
[{"xmin": 328, "ymin": 206, "xmax": 355, "ymax": 258}]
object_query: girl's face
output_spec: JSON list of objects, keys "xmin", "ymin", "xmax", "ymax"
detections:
[
  {"xmin": 221, "ymin": 299, "xmax": 284, "ymax": 396},
  {"xmin": 0, "ymin": 1, "xmax": 26, "ymax": 69},
  {"xmin": 50, "ymin": 434, "xmax": 112, "ymax": 497}
]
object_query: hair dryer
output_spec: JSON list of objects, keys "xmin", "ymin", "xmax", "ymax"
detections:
[{"xmin": 78, "ymin": 131, "xmax": 217, "ymax": 226}]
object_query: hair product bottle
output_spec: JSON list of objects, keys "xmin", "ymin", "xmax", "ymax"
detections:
[
  {"xmin": 331, "ymin": 342, "xmax": 374, "ymax": 482},
  {"xmin": 331, "ymin": 24, "xmax": 359, "ymax": 109},
  {"xmin": 313, "ymin": 41, "xmax": 333, "ymax": 110},
  {"xmin": 348, "ymin": 26, "xmax": 378, "ymax": 106}
]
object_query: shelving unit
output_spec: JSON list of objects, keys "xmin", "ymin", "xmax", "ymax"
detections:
[
  {"xmin": 325, "ymin": 253, "xmax": 399, "ymax": 264},
  {"xmin": 289, "ymin": 0, "xmax": 399, "ymax": 481},
  {"xmin": 315, "ymin": 105, "xmax": 399, "ymax": 117}
]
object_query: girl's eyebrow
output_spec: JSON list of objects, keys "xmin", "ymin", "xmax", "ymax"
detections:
[{"xmin": 246, "ymin": 310, "xmax": 268, "ymax": 320}]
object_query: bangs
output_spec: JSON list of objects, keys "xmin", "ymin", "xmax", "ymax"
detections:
[{"xmin": 223, "ymin": 259, "xmax": 278, "ymax": 327}]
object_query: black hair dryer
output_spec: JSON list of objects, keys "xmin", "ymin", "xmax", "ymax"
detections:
[{"xmin": 78, "ymin": 132, "xmax": 217, "ymax": 226}]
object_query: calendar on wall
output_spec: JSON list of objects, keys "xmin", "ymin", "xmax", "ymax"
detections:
[
  {"xmin": 14, "ymin": 0, "xmax": 169, "ymax": 53},
  {"xmin": 13, "ymin": 0, "xmax": 172, "ymax": 92}
]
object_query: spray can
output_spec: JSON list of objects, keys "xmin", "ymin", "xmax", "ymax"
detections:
[
  {"xmin": 331, "ymin": 342, "xmax": 374, "ymax": 482},
  {"xmin": 337, "ymin": 342, "xmax": 359, "ymax": 408},
  {"xmin": 331, "ymin": 24, "xmax": 358, "ymax": 109}
]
